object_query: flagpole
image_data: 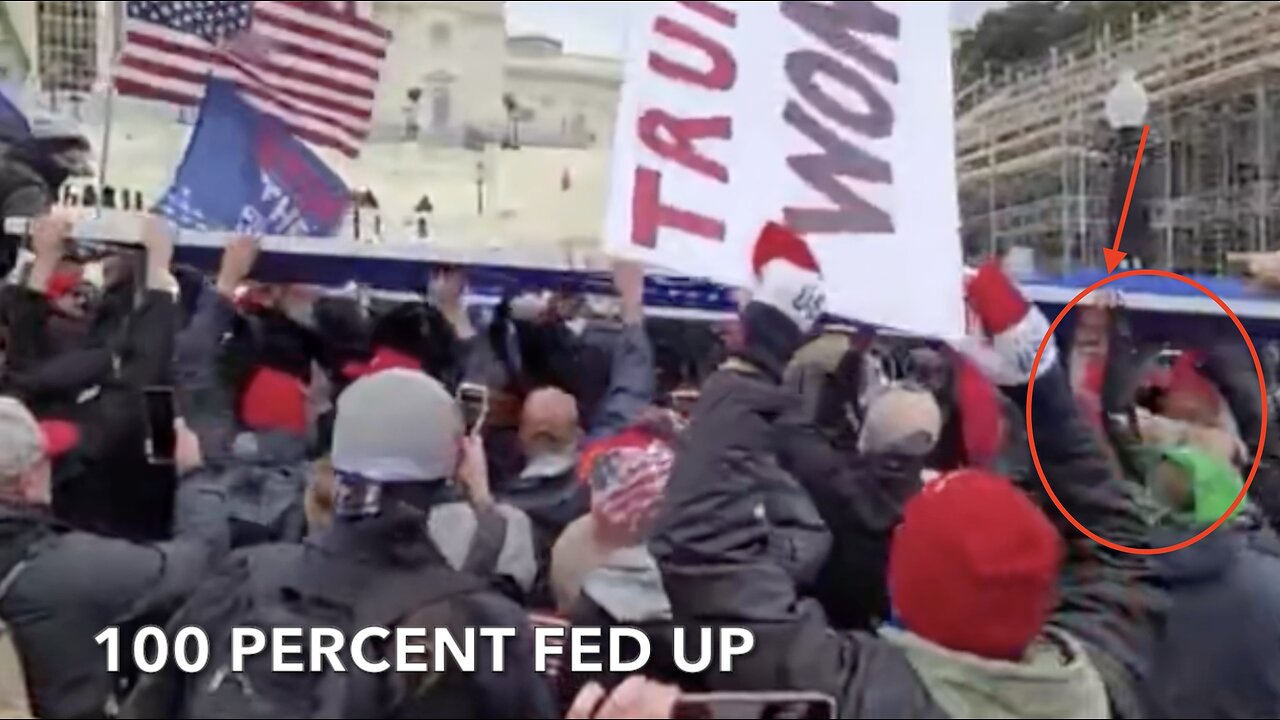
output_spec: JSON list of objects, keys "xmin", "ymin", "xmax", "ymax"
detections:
[{"xmin": 94, "ymin": 0, "xmax": 117, "ymax": 218}]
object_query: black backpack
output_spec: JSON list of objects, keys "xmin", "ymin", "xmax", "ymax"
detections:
[{"xmin": 177, "ymin": 542, "xmax": 487, "ymax": 719}]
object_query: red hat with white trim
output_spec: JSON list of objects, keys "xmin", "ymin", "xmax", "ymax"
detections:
[{"xmin": 751, "ymin": 222, "xmax": 826, "ymax": 332}]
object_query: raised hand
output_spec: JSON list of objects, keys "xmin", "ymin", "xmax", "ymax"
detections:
[{"xmin": 217, "ymin": 235, "xmax": 260, "ymax": 298}]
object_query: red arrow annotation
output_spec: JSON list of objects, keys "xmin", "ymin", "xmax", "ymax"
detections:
[{"xmin": 1103, "ymin": 124, "xmax": 1152, "ymax": 274}]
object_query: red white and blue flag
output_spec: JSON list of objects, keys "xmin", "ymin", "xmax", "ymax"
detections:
[{"xmin": 114, "ymin": 1, "xmax": 390, "ymax": 157}]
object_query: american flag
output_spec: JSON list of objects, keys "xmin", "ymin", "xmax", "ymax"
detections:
[{"xmin": 115, "ymin": 1, "xmax": 390, "ymax": 157}]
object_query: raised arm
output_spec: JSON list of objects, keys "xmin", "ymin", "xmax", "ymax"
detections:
[
  {"xmin": 588, "ymin": 261, "xmax": 655, "ymax": 440},
  {"xmin": 173, "ymin": 236, "xmax": 258, "ymax": 457},
  {"xmin": 962, "ymin": 263, "xmax": 1165, "ymax": 719}
]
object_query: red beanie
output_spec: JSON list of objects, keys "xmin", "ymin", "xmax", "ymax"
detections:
[
  {"xmin": 889, "ymin": 470, "xmax": 1063, "ymax": 660},
  {"xmin": 240, "ymin": 367, "xmax": 308, "ymax": 435}
]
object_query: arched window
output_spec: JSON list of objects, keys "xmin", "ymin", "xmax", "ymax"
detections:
[
  {"xmin": 429, "ymin": 22, "xmax": 452, "ymax": 50},
  {"xmin": 431, "ymin": 84, "xmax": 452, "ymax": 129}
]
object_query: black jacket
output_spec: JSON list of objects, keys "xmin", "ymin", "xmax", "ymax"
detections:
[
  {"xmin": 0, "ymin": 483, "xmax": 228, "ymax": 719},
  {"xmin": 775, "ymin": 421, "xmax": 924, "ymax": 631},
  {"xmin": 650, "ymin": 305, "xmax": 1164, "ymax": 718},
  {"xmin": 4, "ymin": 287, "xmax": 178, "ymax": 540}
]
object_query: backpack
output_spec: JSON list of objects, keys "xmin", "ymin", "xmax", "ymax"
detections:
[
  {"xmin": 180, "ymin": 541, "xmax": 486, "ymax": 719},
  {"xmin": 222, "ymin": 463, "xmax": 308, "ymax": 548}
]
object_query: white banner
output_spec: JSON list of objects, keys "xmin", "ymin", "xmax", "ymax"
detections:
[{"xmin": 603, "ymin": 1, "xmax": 964, "ymax": 338}]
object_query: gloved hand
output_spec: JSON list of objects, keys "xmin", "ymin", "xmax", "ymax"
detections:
[{"xmin": 953, "ymin": 261, "xmax": 1059, "ymax": 388}]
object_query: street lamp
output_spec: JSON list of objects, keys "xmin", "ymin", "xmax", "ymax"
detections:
[
  {"xmin": 1105, "ymin": 68, "xmax": 1149, "ymax": 129},
  {"xmin": 1104, "ymin": 68, "xmax": 1153, "ymax": 269}
]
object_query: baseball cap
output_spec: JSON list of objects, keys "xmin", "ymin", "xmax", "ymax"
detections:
[
  {"xmin": 0, "ymin": 398, "xmax": 79, "ymax": 479},
  {"xmin": 332, "ymin": 369, "xmax": 462, "ymax": 482},
  {"xmin": 858, "ymin": 387, "xmax": 943, "ymax": 456}
]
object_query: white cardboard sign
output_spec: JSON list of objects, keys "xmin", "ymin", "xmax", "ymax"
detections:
[{"xmin": 603, "ymin": 0, "xmax": 964, "ymax": 338}]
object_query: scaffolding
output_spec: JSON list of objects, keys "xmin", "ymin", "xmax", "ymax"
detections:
[
  {"xmin": 34, "ymin": 1, "xmax": 97, "ymax": 94},
  {"xmin": 956, "ymin": 1, "xmax": 1280, "ymax": 274}
]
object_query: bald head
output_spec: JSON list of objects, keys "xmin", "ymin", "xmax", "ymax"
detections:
[{"xmin": 520, "ymin": 388, "xmax": 581, "ymax": 456}]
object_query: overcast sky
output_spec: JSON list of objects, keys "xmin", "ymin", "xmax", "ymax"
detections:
[{"xmin": 505, "ymin": 2, "xmax": 1006, "ymax": 57}]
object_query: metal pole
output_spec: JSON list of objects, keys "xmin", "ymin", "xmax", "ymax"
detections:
[
  {"xmin": 1258, "ymin": 73, "xmax": 1270, "ymax": 252},
  {"xmin": 986, "ymin": 126, "xmax": 996, "ymax": 256},
  {"xmin": 94, "ymin": 1, "xmax": 117, "ymax": 221},
  {"xmin": 1165, "ymin": 104, "xmax": 1174, "ymax": 268},
  {"xmin": 1057, "ymin": 48, "xmax": 1072, "ymax": 273},
  {"xmin": 1164, "ymin": 23, "xmax": 1175, "ymax": 269},
  {"xmin": 1078, "ymin": 108, "xmax": 1087, "ymax": 271},
  {"xmin": 95, "ymin": 89, "xmax": 114, "ymax": 221}
]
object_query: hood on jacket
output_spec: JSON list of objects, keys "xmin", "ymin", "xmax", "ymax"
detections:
[
  {"xmin": 1154, "ymin": 446, "xmax": 1247, "ymax": 526},
  {"xmin": 1151, "ymin": 524, "xmax": 1246, "ymax": 584},
  {"xmin": 505, "ymin": 457, "xmax": 588, "ymax": 531},
  {"xmin": 581, "ymin": 545, "xmax": 672, "ymax": 624},
  {"xmin": 0, "ymin": 502, "xmax": 60, "ymax": 576},
  {"xmin": 880, "ymin": 626, "xmax": 1109, "ymax": 720},
  {"xmin": 429, "ymin": 501, "xmax": 538, "ymax": 596}
]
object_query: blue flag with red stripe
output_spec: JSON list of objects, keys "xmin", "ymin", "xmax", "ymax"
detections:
[{"xmin": 156, "ymin": 77, "xmax": 349, "ymax": 236}]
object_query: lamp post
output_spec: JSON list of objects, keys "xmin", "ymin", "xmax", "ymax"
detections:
[{"xmin": 1104, "ymin": 68, "xmax": 1153, "ymax": 269}]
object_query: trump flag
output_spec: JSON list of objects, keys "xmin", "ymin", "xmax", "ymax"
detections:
[{"xmin": 157, "ymin": 78, "xmax": 349, "ymax": 237}]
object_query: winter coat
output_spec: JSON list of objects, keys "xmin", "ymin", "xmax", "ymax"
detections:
[
  {"xmin": 0, "ymin": 482, "xmax": 228, "ymax": 719},
  {"xmin": 1144, "ymin": 522, "xmax": 1280, "ymax": 718},
  {"xmin": 4, "ymin": 286, "xmax": 178, "ymax": 540}
]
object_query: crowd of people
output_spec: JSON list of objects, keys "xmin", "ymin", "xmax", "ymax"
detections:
[{"xmin": 0, "ymin": 134, "xmax": 1278, "ymax": 719}]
